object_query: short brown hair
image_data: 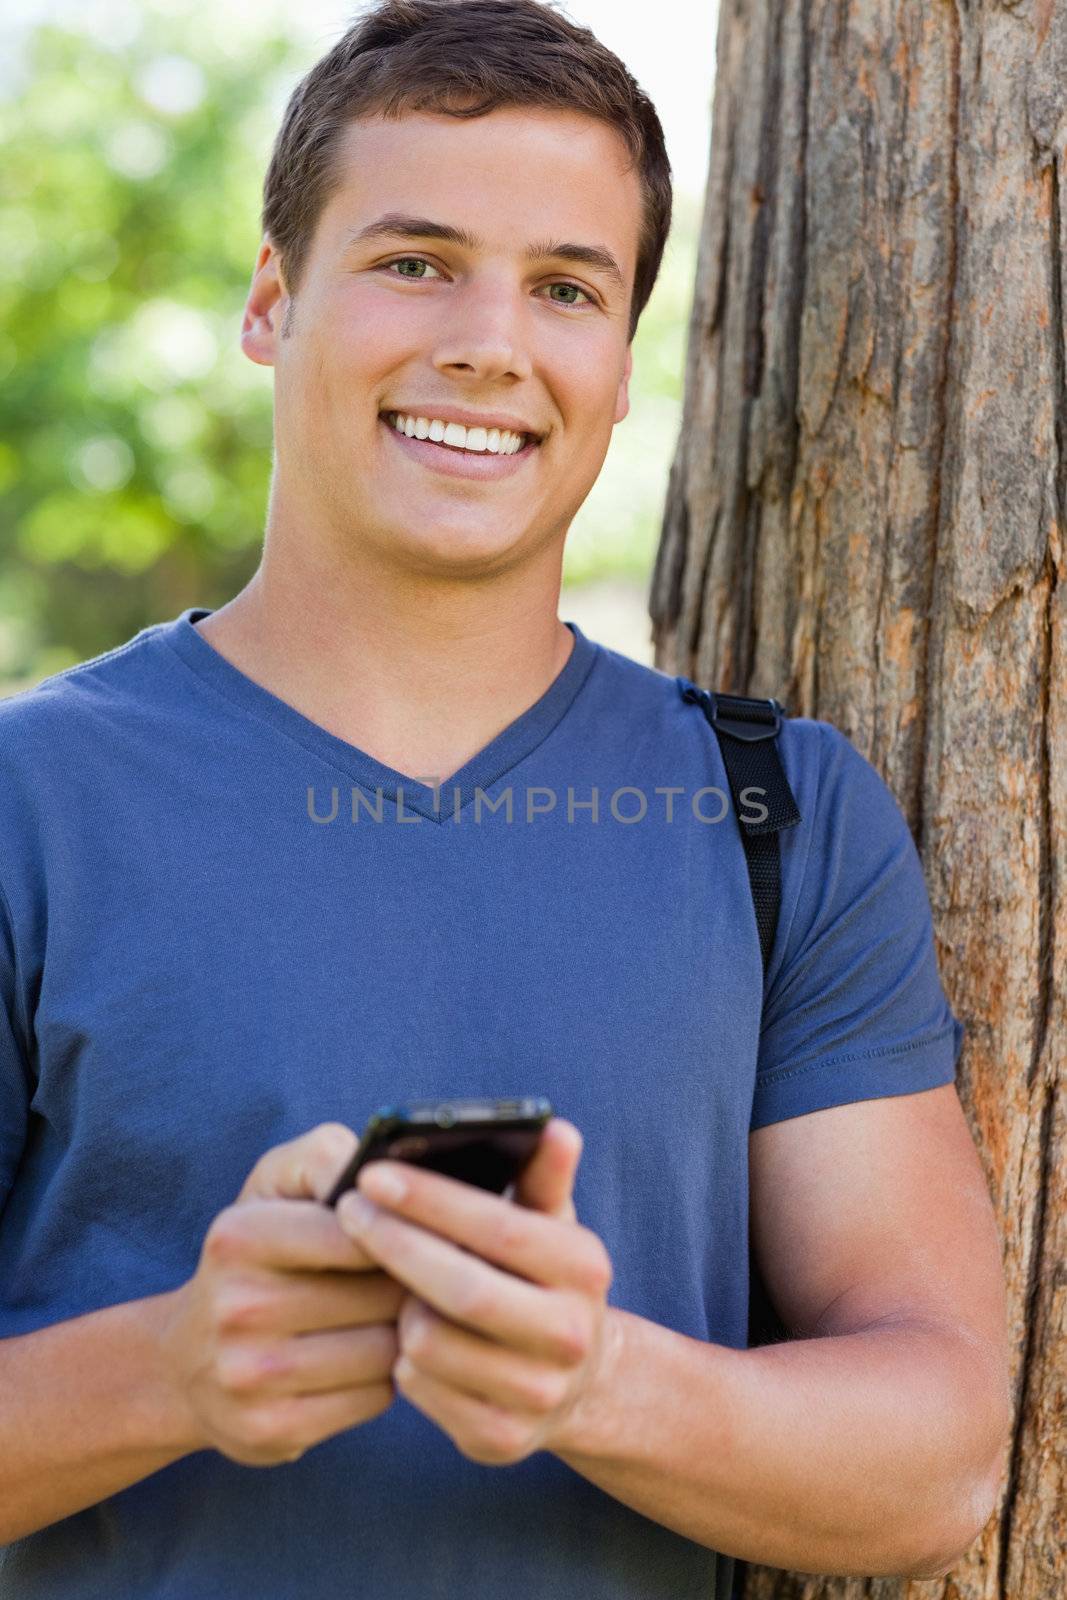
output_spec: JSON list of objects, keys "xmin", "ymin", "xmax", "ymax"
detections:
[{"xmin": 261, "ymin": 0, "xmax": 672, "ymax": 344}]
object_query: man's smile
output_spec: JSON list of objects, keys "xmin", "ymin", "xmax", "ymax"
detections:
[
  {"xmin": 380, "ymin": 407, "xmax": 545, "ymax": 450},
  {"xmin": 379, "ymin": 412, "xmax": 542, "ymax": 480}
]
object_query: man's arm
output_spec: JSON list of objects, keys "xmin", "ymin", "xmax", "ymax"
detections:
[
  {"xmin": 0, "ymin": 1292, "xmax": 199, "ymax": 1545},
  {"xmin": 559, "ymin": 1082, "xmax": 1013, "ymax": 1577},
  {"xmin": 549, "ymin": 1305, "xmax": 1009, "ymax": 1580},
  {"xmin": 340, "ymin": 1106, "xmax": 1012, "ymax": 1583}
]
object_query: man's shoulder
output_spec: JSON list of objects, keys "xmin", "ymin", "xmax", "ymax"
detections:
[
  {"xmin": 1, "ymin": 621, "xmax": 168, "ymax": 721},
  {"xmin": 586, "ymin": 637, "xmax": 679, "ymax": 701},
  {"xmin": 594, "ymin": 641, "xmax": 834, "ymax": 775},
  {"xmin": 0, "ymin": 621, "xmax": 175, "ymax": 798}
]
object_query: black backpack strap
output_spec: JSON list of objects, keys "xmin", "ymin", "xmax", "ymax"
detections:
[
  {"xmin": 680, "ymin": 683, "xmax": 805, "ymax": 1371},
  {"xmin": 679, "ymin": 684, "xmax": 802, "ymax": 981},
  {"xmin": 679, "ymin": 685, "xmax": 806, "ymax": 1392}
]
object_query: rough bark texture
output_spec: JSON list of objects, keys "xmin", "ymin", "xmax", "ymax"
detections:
[{"xmin": 651, "ymin": 1, "xmax": 1065, "ymax": 1595}]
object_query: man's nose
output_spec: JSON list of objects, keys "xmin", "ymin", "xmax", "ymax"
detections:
[{"xmin": 430, "ymin": 277, "xmax": 534, "ymax": 383}]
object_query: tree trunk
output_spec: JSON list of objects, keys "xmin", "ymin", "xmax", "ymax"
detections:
[{"xmin": 651, "ymin": 1, "xmax": 1065, "ymax": 1595}]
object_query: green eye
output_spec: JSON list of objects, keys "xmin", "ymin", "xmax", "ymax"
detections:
[
  {"xmin": 547, "ymin": 282, "xmax": 589, "ymax": 306},
  {"xmin": 387, "ymin": 257, "xmax": 437, "ymax": 279}
]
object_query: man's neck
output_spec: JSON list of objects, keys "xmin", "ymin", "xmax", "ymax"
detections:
[{"xmin": 192, "ymin": 564, "xmax": 575, "ymax": 788}]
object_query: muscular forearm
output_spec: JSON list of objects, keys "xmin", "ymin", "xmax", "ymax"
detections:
[
  {"xmin": 0, "ymin": 1291, "xmax": 201, "ymax": 1544},
  {"xmin": 550, "ymin": 1309, "xmax": 1007, "ymax": 1579}
]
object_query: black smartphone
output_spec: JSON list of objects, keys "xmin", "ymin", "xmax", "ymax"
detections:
[{"xmin": 323, "ymin": 1097, "xmax": 554, "ymax": 1208}]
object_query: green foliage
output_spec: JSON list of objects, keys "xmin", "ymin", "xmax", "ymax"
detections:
[{"xmin": 0, "ymin": 5, "xmax": 698, "ymax": 691}]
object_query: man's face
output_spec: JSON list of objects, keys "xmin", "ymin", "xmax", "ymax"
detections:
[{"xmin": 242, "ymin": 106, "xmax": 640, "ymax": 577}]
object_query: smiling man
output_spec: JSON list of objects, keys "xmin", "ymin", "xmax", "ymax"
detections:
[
  {"xmin": 191, "ymin": 97, "xmax": 639, "ymax": 785},
  {"xmin": 0, "ymin": 2, "xmax": 1012, "ymax": 1598}
]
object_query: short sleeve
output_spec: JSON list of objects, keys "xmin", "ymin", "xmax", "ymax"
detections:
[
  {"xmin": 750, "ymin": 722, "xmax": 965, "ymax": 1131},
  {"xmin": 0, "ymin": 880, "xmax": 31, "ymax": 1208}
]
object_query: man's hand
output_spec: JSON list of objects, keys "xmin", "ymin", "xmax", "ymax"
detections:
[
  {"xmin": 334, "ymin": 1118, "xmax": 617, "ymax": 1467},
  {"xmin": 157, "ymin": 1123, "xmax": 405, "ymax": 1467}
]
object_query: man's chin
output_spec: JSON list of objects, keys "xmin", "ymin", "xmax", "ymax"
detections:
[{"xmin": 368, "ymin": 514, "xmax": 537, "ymax": 577}]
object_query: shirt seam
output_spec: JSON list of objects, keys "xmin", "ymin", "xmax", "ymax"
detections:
[
  {"xmin": 13, "ymin": 628, "xmax": 164, "ymax": 694},
  {"xmin": 754, "ymin": 1021, "xmax": 957, "ymax": 1086}
]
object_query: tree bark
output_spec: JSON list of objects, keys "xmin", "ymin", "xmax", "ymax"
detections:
[{"xmin": 651, "ymin": 1, "xmax": 1065, "ymax": 1595}]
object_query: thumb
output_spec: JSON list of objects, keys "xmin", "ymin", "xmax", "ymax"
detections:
[
  {"xmin": 513, "ymin": 1118, "xmax": 583, "ymax": 1222},
  {"xmin": 236, "ymin": 1121, "xmax": 359, "ymax": 1205}
]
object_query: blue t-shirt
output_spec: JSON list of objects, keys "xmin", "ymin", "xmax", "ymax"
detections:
[{"xmin": 0, "ymin": 607, "xmax": 963, "ymax": 1599}]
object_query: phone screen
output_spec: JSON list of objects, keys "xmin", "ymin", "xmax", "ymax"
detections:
[{"xmin": 323, "ymin": 1098, "xmax": 553, "ymax": 1207}]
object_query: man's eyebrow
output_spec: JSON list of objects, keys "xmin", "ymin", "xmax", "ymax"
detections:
[{"xmin": 343, "ymin": 212, "xmax": 627, "ymax": 293}]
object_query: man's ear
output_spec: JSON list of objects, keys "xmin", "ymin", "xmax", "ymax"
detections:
[
  {"xmin": 614, "ymin": 344, "xmax": 633, "ymax": 424},
  {"xmin": 241, "ymin": 237, "xmax": 289, "ymax": 367}
]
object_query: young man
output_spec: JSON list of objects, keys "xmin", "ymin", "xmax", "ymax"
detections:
[{"xmin": 0, "ymin": 2, "xmax": 1011, "ymax": 1596}]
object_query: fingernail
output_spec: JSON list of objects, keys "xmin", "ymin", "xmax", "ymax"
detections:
[
  {"xmin": 360, "ymin": 1164, "xmax": 407, "ymax": 1204},
  {"xmin": 338, "ymin": 1192, "xmax": 377, "ymax": 1233}
]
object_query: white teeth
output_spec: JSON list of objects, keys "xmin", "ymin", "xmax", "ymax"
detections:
[{"xmin": 386, "ymin": 412, "xmax": 529, "ymax": 454}]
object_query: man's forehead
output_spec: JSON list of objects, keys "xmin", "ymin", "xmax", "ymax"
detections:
[{"xmin": 324, "ymin": 109, "xmax": 641, "ymax": 274}]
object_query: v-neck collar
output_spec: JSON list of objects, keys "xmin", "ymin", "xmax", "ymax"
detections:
[{"xmin": 161, "ymin": 607, "xmax": 601, "ymax": 823}]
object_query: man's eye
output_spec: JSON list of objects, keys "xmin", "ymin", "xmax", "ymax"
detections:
[
  {"xmin": 382, "ymin": 256, "xmax": 440, "ymax": 280},
  {"xmin": 544, "ymin": 282, "xmax": 593, "ymax": 307}
]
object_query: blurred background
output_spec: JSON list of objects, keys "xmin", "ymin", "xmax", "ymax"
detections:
[{"xmin": 0, "ymin": 0, "xmax": 717, "ymax": 692}]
